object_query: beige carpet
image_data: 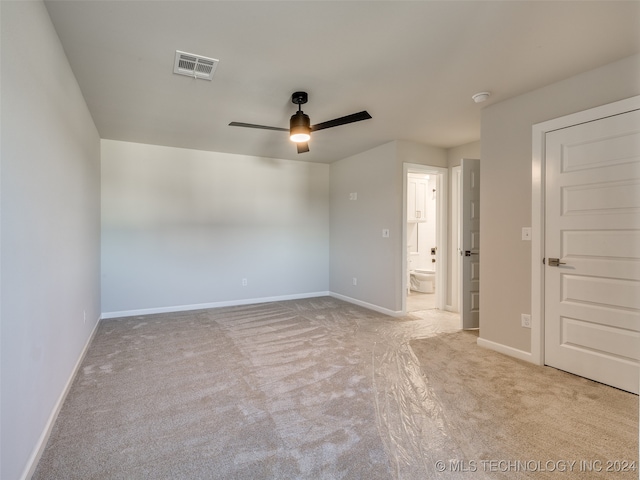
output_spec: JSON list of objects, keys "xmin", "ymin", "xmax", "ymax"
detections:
[
  {"xmin": 33, "ymin": 298, "xmax": 398, "ymax": 480},
  {"xmin": 32, "ymin": 298, "xmax": 638, "ymax": 479},
  {"xmin": 407, "ymin": 291, "xmax": 437, "ymax": 312},
  {"xmin": 410, "ymin": 331, "xmax": 639, "ymax": 479}
]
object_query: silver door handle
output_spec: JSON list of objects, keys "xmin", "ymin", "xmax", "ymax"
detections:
[{"xmin": 548, "ymin": 258, "xmax": 566, "ymax": 266}]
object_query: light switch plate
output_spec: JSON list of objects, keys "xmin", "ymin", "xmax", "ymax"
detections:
[
  {"xmin": 522, "ymin": 227, "xmax": 532, "ymax": 241},
  {"xmin": 382, "ymin": 229, "xmax": 390, "ymax": 238}
]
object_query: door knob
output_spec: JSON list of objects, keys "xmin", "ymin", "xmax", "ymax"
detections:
[{"xmin": 548, "ymin": 258, "xmax": 566, "ymax": 266}]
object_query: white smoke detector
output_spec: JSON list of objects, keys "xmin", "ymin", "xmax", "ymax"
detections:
[
  {"xmin": 472, "ymin": 92, "xmax": 491, "ymax": 103},
  {"xmin": 173, "ymin": 50, "xmax": 218, "ymax": 81}
]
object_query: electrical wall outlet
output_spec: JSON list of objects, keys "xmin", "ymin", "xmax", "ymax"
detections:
[
  {"xmin": 352, "ymin": 277, "xmax": 357, "ymax": 286},
  {"xmin": 242, "ymin": 278, "xmax": 248, "ymax": 287},
  {"xmin": 521, "ymin": 314, "xmax": 531, "ymax": 328},
  {"xmin": 349, "ymin": 192, "xmax": 358, "ymax": 200}
]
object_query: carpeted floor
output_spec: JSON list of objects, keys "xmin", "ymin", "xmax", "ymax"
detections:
[
  {"xmin": 33, "ymin": 297, "xmax": 638, "ymax": 479},
  {"xmin": 407, "ymin": 291, "xmax": 437, "ymax": 311},
  {"xmin": 410, "ymin": 330, "xmax": 639, "ymax": 479}
]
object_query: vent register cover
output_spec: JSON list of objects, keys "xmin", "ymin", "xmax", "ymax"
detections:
[{"xmin": 173, "ymin": 50, "xmax": 218, "ymax": 80}]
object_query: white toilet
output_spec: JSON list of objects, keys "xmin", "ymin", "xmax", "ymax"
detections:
[{"xmin": 410, "ymin": 269, "xmax": 435, "ymax": 293}]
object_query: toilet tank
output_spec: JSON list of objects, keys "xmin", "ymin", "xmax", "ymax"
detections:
[{"xmin": 414, "ymin": 268, "xmax": 435, "ymax": 275}]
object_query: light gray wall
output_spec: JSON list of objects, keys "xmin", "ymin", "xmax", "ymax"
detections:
[
  {"xmin": 397, "ymin": 140, "xmax": 448, "ymax": 170},
  {"xmin": 480, "ymin": 54, "xmax": 640, "ymax": 352},
  {"xmin": 330, "ymin": 142, "xmax": 399, "ymax": 311},
  {"xmin": 101, "ymin": 140, "xmax": 330, "ymax": 314},
  {"xmin": 330, "ymin": 141, "xmax": 446, "ymax": 313},
  {"xmin": 447, "ymin": 141, "xmax": 481, "ymax": 168},
  {"xmin": 0, "ymin": 2, "xmax": 101, "ymax": 479}
]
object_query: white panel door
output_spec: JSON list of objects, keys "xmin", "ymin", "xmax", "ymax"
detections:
[
  {"xmin": 544, "ymin": 109, "xmax": 640, "ymax": 394},
  {"xmin": 461, "ymin": 159, "xmax": 480, "ymax": 329}
]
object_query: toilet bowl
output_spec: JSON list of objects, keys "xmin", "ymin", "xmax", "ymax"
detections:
[{"xmin": 410, "ymin": 269, "xmax": 435, "ymax": 293}]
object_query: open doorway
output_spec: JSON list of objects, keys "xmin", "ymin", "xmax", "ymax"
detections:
[{"xmin": 402, "ymin": 163, "xmax": 448, "ymax": 315}]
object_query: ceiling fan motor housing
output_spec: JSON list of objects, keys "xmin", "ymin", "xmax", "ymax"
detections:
[{"xmin": 290, "ymin": 111, "xmax": 310, "ymax": 130}]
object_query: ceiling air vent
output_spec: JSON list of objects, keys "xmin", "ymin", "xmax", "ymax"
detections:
[{"xmin": 173, "ymin": 50, "xmax": 218, "ymax": 81}]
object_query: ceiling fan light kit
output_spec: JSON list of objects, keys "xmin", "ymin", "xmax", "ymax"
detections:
[
  {"xmin": 229, "ymin": 91, "xmax": 371, "ymax": 154},
  {"xmin": 289, "ymin": 114, "xmax": 311, "ymax": 143}
]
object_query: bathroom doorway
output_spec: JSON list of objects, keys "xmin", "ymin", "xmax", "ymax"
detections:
[{"xmin": 402, "ymin": 164, "xmax": 448, "ymax": 315}]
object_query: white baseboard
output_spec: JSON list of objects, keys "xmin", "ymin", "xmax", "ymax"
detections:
[
  {"xmin": 22, "ymin": 315, "xmax": 102, "ymax": 480},
  {"xmin": 477, "ymin": 337, "xmax": 534, "ymax": 363},
  {"xmin": 329, "ymin": 292, "xmax": 402, "ymax": 317},
  {"xmin": 100, "ymin": 292, "xmax": 331, "ymax": 319}
]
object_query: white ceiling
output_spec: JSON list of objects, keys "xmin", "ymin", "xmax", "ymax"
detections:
[{"xmin": 44, "ymin": 1, "xmax": 640, "ymax": 163}]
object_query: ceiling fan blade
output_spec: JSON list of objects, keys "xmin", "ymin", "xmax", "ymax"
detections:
[
  {"xmin": 297, "ymin": 142, "xmax": 310, "ymax": 154},
  {"xmin": 229, "ymin": 122, "xmax": 288, "ymax": 132},
  {"xmin": 311, "ymin": 111, "xmax": 372, "ymax": 132}
]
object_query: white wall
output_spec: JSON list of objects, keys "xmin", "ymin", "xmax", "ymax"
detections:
[
  {"xmin": 101, "ymin": 140, "xmax": 330, "ymax": 315},
  {"xmin": 398, "ymin": 140, "xmax": 448, "ymax": 170},
  {"xmin": 480, "ymin": 54, "xmax": 640, "ymax": 353},
  {"xmin": 330, "ymin": 142, "xmax": 399, "ymax": 312},
  {"xmin": 447, "ymin": 141, "xmax": 481, "ymax": 169},
  {"xmin": 423, "ymin": 176, "xmax": 437, "ymax": 270},
  {"xmin": 330, "ymin": 140, "xmax": 446, "ymax": 313},
  {"xmin": 0, "ymin": 2, "xmax": 101, "ymax": 479}
]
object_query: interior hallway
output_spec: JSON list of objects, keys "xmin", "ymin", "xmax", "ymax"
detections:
[{"xmin": 407, "ymin": 291, "xmax": 438, "ymax": 312}]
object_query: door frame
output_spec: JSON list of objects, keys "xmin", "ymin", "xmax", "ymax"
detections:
[
  {"xmin": 531, "ymin": 95, "xmax": 640, "ymax": 366},
  {"xmin": 402, "ymin": 163, "xmax": 448, "ymax": 315}
]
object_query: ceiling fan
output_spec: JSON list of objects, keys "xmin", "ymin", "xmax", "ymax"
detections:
[{"xmin": 229, "ymin": 91, "xmax": 372, "ymax": 154}]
